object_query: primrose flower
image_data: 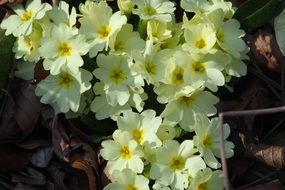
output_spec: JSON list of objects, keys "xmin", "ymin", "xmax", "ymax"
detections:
[
  {"xmin": 159, "ymin": 22, "xmax": 183, "ymax": 50},
  {"xmin": 206, "ymin": 0, "xmax": 234, "ymax": 19},
  {"xmin": 150, "ymin": 140, "xmax": 206, "ymax": 189},
  {"xmin": 79, "ymin": 1, "xmax": 127, "ymax": 57},
  {"xmin": 90, "ymin": 82, "xmax": 131, "ymax": 120},
  {"xmin": 117, "ymin": 0, "xmax": 135, "ymax": 14},
  {"xmin": 182, "ymin": 23, "xmax": 217, "ymax": 54},
  {"xmin": 0, "ymin": 0, "xmax": 51, "ymax": 37},
  {"xmin": 174, "ymin": 50, "xmax": 231, "ymax": 92},
  {"xmin": 156, "ymin": 123, "xmax": 176, "ymax": 142},
  {"xmin": 35, "ymin": 68, "xmax": 92, "ymax": 113},
  {"xmin": 117, "ymin": 109, "xmax": 162, "ymax": 146},
  {"xmin": 181, "ymin": 0, "xmax": 210, "ymax": 13},
  {"xmin": 181, "ymin": 0, "xmax": 233, "ymax": 19},
  {"xmin": 49, "ymin": 1, "xmax": 77, "ymax": 27},
  {"xmin": 109, "ymin": 24, "xmax": 145, "ymax": 56},
  {"xmin": 93, "ymin": 54, "xmax": 141, "ymax": 106},
  {"xmin": 147, "ymin": 20, "xmax": 172, "ymax": 44},
  {"xmin": 104, "ymin": 169, "xmax": 149, "ymax": 190},
  {"xmin": 132, "ymin": 41, "xmax": 172, "ymax": 85},
  {"xmin": 152, "ymin": 183, "xmax": 171, "ymax": 190},
  {"xmin": 132, "ymin": 0, "xmax": 175, "ymax": 22},
  {"xmin": 216, "ymin": 19, "xmax": 247, "ymax": 58},
  {"xmin": 188, "ymin": 168, "xmax": 224, "ymax": 190},
  {"xmin": 128, "ymin": 86, "xmax": 148, "ymax": 113},
  {"xmin": 225, "ymin": 50, "xmax": 248, "ymax": 77},
  {"xmin": 14, "ymin": 61, "xmax": 35, "ymax": 80},
  {"xmin": 100, "ymin": 130, "xmax": 144, "ymax": 174},
  {"xmin": 161, "ymin": 88, "xmax": 219, "ymax": 131},
  {"xmin": 13, "ymin": 23, "xmax": 42, "ymax": 62},
  {"xmin": 39, "ymin": 24, "xmax": 89, "ymax": 75},
  {"xmin": 193, "ymin": 114, "xmax": 234, "ymax": 169}
]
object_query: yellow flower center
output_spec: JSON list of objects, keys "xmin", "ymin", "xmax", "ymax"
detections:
[
  {"xmin": 120, "ymin": 146, "xmax": 132, "ymax": 159},
  {"xmin": 169, "ymin": 156, "xmax": 185, "ymax": 171},
  {"xmin": 109, "ymin": 68, "xmax": 125, "ymax": 84},
  {"xmin": 195, "ymin": 39, "xmax": 206, "ymax": 49},
  {"xmin": 160, "ymin": 42, "xmax": 169, "ymax": 49},
  {"xmin": 172, "ymin": 67, "xmax": 184, "ymax": 84},
  {"xmin": 178, "ymin": 96, "xmax": 195, "ymax": 107},
  {"xmin": 21, "ymin": 10, "xmax": 33, "ymax": 21},
  {"xmin": 192, "ymin": 62, "xmax": 205, "ymax": 73},
  {"xmin": 202, "ymin": 134, "xmax": 212, "ymax": 148},
  {"xmin": 126, "ymin": 184, "xmax": 138, "ymax": 190},
  {"xmin": 145, "ymin": 61, "xmax": 156, "ymax": 76},
  {"xmin": 143, "ymin": 6, "xmax": 156, "ymax": 16},
  {"xmin": 98, "ymin": 26, "xmax": 112, "ymax": 39},
  {"xmin": 58, "ymin": 72, "xmax": 74, "ymax": 89},
  {"xmin": 197, "ymin": 182, "xmax": 208, "ymax": 190},
  {"xmin": 58, "ymin": 43, "xmax": 72, "ymax": 57},
  {"xmin": 132, "ymin": 129, "xmax": 144, "ymax": 144},
  {"xmin": 115, "ymin": 41, "xmax": 124, "ymax": 51}
]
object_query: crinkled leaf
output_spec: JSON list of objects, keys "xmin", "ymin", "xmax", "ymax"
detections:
[
  {"xmin": 234, "ymin": 0, "xmax": 279, "ymax": 29},
  {"xmin": 274, "ymin": 8, "xmax": 285, "ymax": 55},
  {"xmin": 0, "ymin": 29, "xmax": 15, "ymax": 91}
]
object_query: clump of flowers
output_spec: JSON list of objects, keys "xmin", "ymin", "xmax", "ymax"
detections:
[{"xmin": 1, "ymin": 0, "xmax": 248, "ymax": 189}]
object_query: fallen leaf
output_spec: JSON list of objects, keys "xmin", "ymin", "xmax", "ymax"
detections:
[
  {"xmin": 51, "ymin": 116, "xmax": 99, "ymax": 189},
  {"xmin": 241, "ymin": 179, "xmax": 283, "ymax": 190},
  {"xmin": 0, "ymin": 0, "xmax": 24, "ymax": 5},
  {"xmin": 12, "ymin": 167, "xmax": 46, "ymax": 186},
  {"xmin": 0, "ymin": 145, "xmax": 31, "ymax": 171},
  {"xmin": 0, "ymin": 94, "xmax": 21, "ymax": 140},
  {"xmin": 72, "ymin": 161, "xmax": 97, "ymax": 190},
  {"xmin": 31, "ymin": 146, "xmax": 54, "ymax": 168},
  {"xmin": 34, "ymin": 60, "xmax": 49, "ymax": 83},
  {"xmin": 245, "ymin": 30, "xmax": 283, "ymax": 72},
  {"xmin": 244, "ymin": 143, "xmax": 285, "ymax": 168},
  {"xmin": 48, "ymin": 160, "xmax": 89, "ymax": 190},
  {"xmin": 13, "ymin": 81, "xmax": 41, "ymax": 135}
]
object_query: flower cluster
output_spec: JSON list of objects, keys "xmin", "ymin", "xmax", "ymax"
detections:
[{"xmin": 1, "ymin": 0, "xmax": 248, "ymax": 189}]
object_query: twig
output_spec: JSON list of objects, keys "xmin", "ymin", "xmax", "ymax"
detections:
[
  {"xmin": 252, "ymin": 62, "xmax": 283, "ymax": 101},
  {"xmin": 248, "ymin": 66, "xmax": 281, "ymax": 90},
  {"xmin": 0, "ymin": 177, "xmax": 14, "ymax": 190},
  {"xmin": 261, "ymin": 116, "xmax": 285, "ymax": 141},
  {"xmin": 219, "ymin": 106, "xmax": 285, "ymax": 190}
]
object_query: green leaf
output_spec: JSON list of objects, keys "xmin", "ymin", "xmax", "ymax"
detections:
[
  {"xmin": 234, "ymin": 0, "xmax": 279, "ymax": 29},
  {"xmin": 80, "ymin": 114, "xmax": 116, "ymax": 136},
  {"xmin": 275, "ymin": 7, "xmax": 285, "ymax": 55},
  {"xmin": 0, "ymin": 29, "xmax": 15, "ymax": 90}
]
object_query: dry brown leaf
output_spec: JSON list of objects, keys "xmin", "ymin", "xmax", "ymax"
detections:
[
  {"xmin": 0, "ymin": 145, "xmax": 32, "ymax": 171},
  {"xmin": 241, "ymin": 179, "xmax": 283, "ymax": 190},
  {"xmin": 0, "ymin": 0, "xmax": 23, "ymax": 5},
  {"xmin": 0, "ymin": 94, "xmax": 21, "ymax": 140},
  {"xmin": 72, "ymin": 161, "xmax": 97, "ymax": 190},
  {"xmin": 13, "ymin": 81, "xmax": 41, "ymax": 135},
  {"xmin": 34, "ymin": 60, "xmax": 49, "ymax": 83},
  {"xmin": 244, "ymin": 143, "xmax": 285, "ymax": 168},
  {"xmin": 51, "ymin": 117, "xmax": 99, "ymax": 189},
  {"xmin": 245, "ymin": 30, "xmax": 283, "ymax": 72}
]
